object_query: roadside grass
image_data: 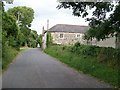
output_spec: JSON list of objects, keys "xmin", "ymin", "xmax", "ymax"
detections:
[
  {"xmin": 20, "ymin": 47, "xmax": 28, "ymax": 51},
  {"xmin": 2, "ymin": 46, "xmax": 18, "ymax": 71},
  {"xmin": 44, "ymin": 45, "xmax": 119, "ymax": 88},
  {"xmin": 2, "ymin": 46, "xmax": 28, "ymax": 72},
  {"xmin": 0, "ymin": 44, "xmax": 2, "ymax": 75}
]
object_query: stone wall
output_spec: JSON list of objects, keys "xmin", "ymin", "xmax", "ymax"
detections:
[
  {"xmin": 96, "ymin": 37, "xmax": 115, "ymax": 48},
  {"xmin": 51, "ymin": 32, "xmax": 86, "ymax": 45},
  {"xmin": 50, "ymin": 32, "xmax": 115, "ymax": 48}
]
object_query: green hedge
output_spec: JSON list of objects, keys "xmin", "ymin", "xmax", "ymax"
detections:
[{"xmin": 69, "ymin": 42, "xmax": 119, "ymax": 68}]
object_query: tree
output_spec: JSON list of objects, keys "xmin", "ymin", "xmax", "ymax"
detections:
[
  {"xmin": 57, "ymin": 1, "xmax": 120, "ymax": 49},
  {"xmin": 7, "ymin": 6, "xmax": 34, "ymax": 46},
  {"xmin": 2, "ymin": 13, "xmax": 18, "ymax": 38},
  {"xmin": 28, "ymin": 30, "xmax": 38, "ymax": 48},
  {"xmin": 7, "ymin": 6, "xmax": 34, "ymax": 27},
  {"xmin": 2, "ymin": 2, "xmax": 19, "ymax": 48},
  {"xmin": 16, "ymin": 29, "xmax": 25, "ymax": 47}
]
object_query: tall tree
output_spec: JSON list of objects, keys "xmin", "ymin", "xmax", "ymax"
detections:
[
  {"xmin": 57, "ymin": 1, "xmax": 120, "ymax": 49},
  {"xmin": 2, "ymin": 1, "xmax": 22, "ymax": 50},
  {"xmin": 7, "ymin": 6, "xmax": 34, "ymax": 27},
  {"xmin": 7, "ymin": 6, "xmax": 34, "ymax": 46}
]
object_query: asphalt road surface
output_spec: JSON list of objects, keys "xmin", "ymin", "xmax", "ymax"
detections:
[{"xmin": 2, "ymin": 48, "xmax": 112, "ymax": 88}]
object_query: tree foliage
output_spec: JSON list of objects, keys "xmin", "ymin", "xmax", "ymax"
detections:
[
  {"xmin": 7, "ymin": 6, "xmax": 34, "ymax": 27},
  {"xmin": 2, "ymin": 1, "xmax": 39, "ymax": 49},
  {"xmin": 37, "ymin": 34, "xmax": 42, "ymax": 47},
  {"xmin": 28, "ymin": 30, "xmax": 38, "ymax": 48},
  {"xmin": 2, "ymin": 2, "xmax": 19, "ymax": 49},
  {"xmin": 2, "ymin": 13, "xmax": 18, "ymax": 38},
  {"xmin": 6, "ymin": 6, "xmax": 37, "ymax": 47}
]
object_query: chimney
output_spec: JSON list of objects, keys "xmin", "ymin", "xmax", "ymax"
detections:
[
  {"xmin": 42, "ymin": 26, "xmax": 44, "ymax": 34},
  {"xmin": 47, "ymin": 19, "xmax": 49, "ymax": 31}
]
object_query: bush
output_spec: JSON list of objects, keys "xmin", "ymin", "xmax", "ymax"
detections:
[
  {"xmin": 80, "ymin": 45, "xmax": 100, "ymax": 56},
  {"xmin": 97, "ymin": 47, "xmax": 119, "ymax": 68},
  {"xmin": 70, "ymin": 42, "xmax": 81, "ymax": 54},
  {"xmin": 98, "ymin": 47, "xmax": 114, "ymax": 62},
  {"xmin": 62, "ymin": 46, "xmax": 66, "ymax": 51},
  {"xmin": 70, "ymin": 42, "xmax": 100, "ymax": 56},
  {"xmin": 74, "ymin": 42, "xmax": 81, "ymax": 47}
]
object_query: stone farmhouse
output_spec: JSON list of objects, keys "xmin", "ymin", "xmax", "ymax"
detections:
[
  {"xmin": 48, "ymin": 24, "xmax": 89, "ymax": 45},
  {"xmin": 42, "ymin": 24, "xmax": 115, "ymax": 49}
]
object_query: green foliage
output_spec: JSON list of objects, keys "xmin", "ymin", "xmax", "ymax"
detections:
[
  {"xmin": 2, "ymin": 3, "xmax": 19, "ymax": 49},
  {"xmin": 97, "ymin": 47, "xmax": 119, "ymax": 68},
  {"xmin": 2, "ymin": 12, "xmax": 18, "ymax": 38},
  {"xmin": 8, "ymin": 36, "xmax": 17, "ymax": 47},
  {"xmin": 7, "ymin": 6, "xmax": 34, "ymax": 27},
  {"xmin": 0, "ymin": 1, "xmax": 2, "ymax": 38},
  {"xmin": 37, "ymin": 34, "xmax": 42, "ymax": 47},
  {"xmin": 46, "ymin": 32, "xmax": 53, "ymax": 48},
  {"xmin": 28, "ymin": 30, "xmax": 38, "ymax": 48},
  {"xmin": 20, "ymin": 26, "xmax": 30, "ymax": 46},
  {"xmin": 2, "ymin": 8, "xmax": 19, "ymax": 69},
  {"xmin": 80, "ymin": 45, "xmax": 99, "ymax": 56},
  {"xmin": 74, "ymin": 42, "xmax": 80, "ymax": 47},
  {"xmin": 2, "ymin": 45, "xmax": 18, "ymax": 70},
  {"xmin": 6, "ymin": 6, "xmax": 36, "ymax": 47},
  {"xmin": 70, "ymin": 42, "xmax": 119, "ymax": 68},
  {"xmin": 16, "ymin": 29, "xmax": 25, "ymax": 47},
  {"xmin": 57, "ymin": 2, "xmax": 114, "ymax": 18},
  {"xmin": 70, "ymin": 42, "xmax": 100, "ymax": 56},
  {"xmin": 70, "ymin": 42, "xmax": 81, "ymax": 54}
]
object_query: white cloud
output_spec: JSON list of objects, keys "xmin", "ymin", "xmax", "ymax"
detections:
[{"xmin": 5, "ymin": 0, "xmax": 88, "ymax": 34}]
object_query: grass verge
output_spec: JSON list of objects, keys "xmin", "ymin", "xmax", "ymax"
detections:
[
  {"xmin": 44, "ymin": 45, "xmax": 119, "ymax": 88},
  {"xmin": 20, "ymin": 47, "xmax": 28, "ymax": 51},
  {"xmin": 2, "ymin": 46, "xmax": 28, "ymax": 72}
]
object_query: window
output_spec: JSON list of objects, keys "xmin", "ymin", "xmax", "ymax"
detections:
[
  {"xmin": 60, "ymin": 34, "xmax": 63, "ymax": 38},
  {"xmin": 76, "ymin": 34, "xmax": 80, "ymax": 38}
]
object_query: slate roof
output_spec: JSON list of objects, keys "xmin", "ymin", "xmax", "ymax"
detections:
[{"xmin": 48, "ymin": 24, "xmax": 89, "ymax": 33}]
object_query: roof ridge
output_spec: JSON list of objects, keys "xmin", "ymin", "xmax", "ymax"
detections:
[
  {"xmin": 48, "ymin": 24, "xmax": 89, "ymax": 33},
  {"xmin": 56, "ymin": 24, "xmax": 88, "ymax": 27}
]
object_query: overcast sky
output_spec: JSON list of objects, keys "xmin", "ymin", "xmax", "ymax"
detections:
[{"xmin": 4, "ymin": 0, "xmax": 89, "ymax": 34}]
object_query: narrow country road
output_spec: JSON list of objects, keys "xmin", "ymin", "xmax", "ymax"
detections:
[{"xmin": 2, "ymin": 48, "xmax": 112, "ymax": 88}]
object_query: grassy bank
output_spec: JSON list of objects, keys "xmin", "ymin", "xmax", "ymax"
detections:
[
  {"xmin": 2, "ymin": 46, "xmax": 28, "ymax": 71},
  {"xmin": 44, "ymin": 44, "xmax": 119, "ymax": 88},
  {"xmin": 2, "ymin": 46, "xmax": 18, "ymax": 71}
]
